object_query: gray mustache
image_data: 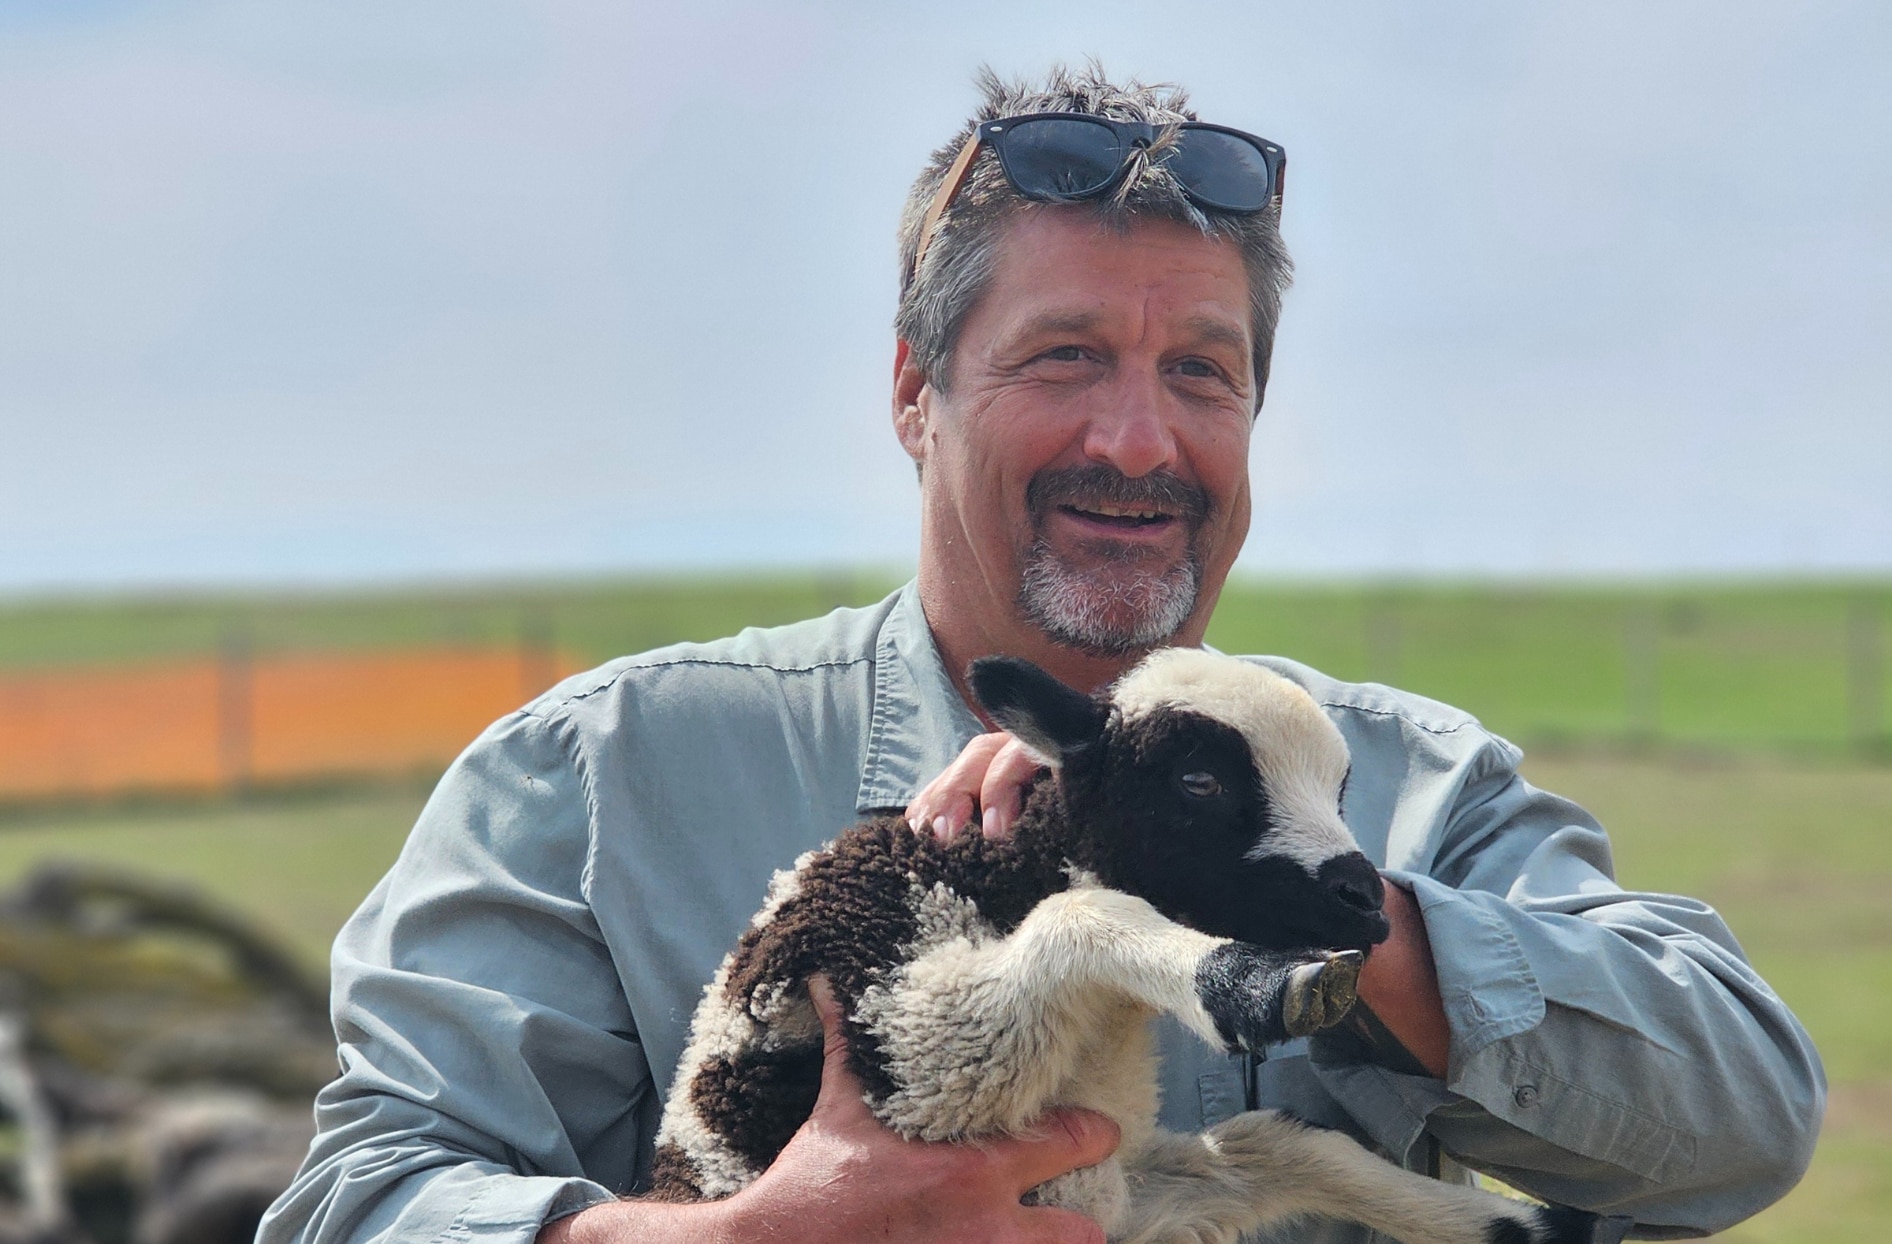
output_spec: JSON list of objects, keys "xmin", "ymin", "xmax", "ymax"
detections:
[{"xmin": 1026, "ymin": 466, "xmax": 1210, "ymax": 527}]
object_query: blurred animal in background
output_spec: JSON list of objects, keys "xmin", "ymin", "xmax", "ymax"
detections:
[
  {"xmin": 0, "ymin": 863, "xmax": 331, "ymax": 1244},
  {"xmin": 649, "ymin": 650, "xmax": 1622, "ymax": 1244}
]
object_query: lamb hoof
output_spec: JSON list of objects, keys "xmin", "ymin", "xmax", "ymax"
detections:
[{"xmin": 1282, "ymin": 950, "xmax": 1364, "ymax": 1037}]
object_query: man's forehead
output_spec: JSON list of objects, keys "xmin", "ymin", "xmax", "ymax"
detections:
[{"xmin": 983, "ymin": 214, "xmax": 1253, "ymax": 341}]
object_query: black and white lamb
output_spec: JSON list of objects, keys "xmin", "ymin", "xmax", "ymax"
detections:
[{"xmin": 647, "ymin": 648, "xmax": 1622, "ymax": 1244}]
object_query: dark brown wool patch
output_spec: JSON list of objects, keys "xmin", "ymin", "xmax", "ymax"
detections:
[
  {"xmin": 644, "ymin": 1143, "xmax": 705, "ymax": 1202},
  {"xmin": 686, "ymin": 1044, "xmax": 824, "ymax": 1178},
  {"xmin": 707, "ymin": 806, "xmax": 1081, "ymax": 1145}
]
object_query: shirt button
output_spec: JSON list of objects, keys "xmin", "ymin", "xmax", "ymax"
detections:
[{"xmin": 1514, "ymin": 1084, "xmax": 1541, "ymax": 1108}]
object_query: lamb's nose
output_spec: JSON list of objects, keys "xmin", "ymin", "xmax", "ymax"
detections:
[{"xmin": 1321, "ymin": 855, "xmax": 1385, "ymax": 914}]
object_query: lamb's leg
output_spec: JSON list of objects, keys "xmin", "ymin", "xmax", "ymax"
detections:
[
  {"xmin": 1117, "ymin": 1114, "xmax": 1628, "ymax": 1244},
  {"xmin": 855, "ymin": 887, "xmax": 1359, "ymax": 1141}
]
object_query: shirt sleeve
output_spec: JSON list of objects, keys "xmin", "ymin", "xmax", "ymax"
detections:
[
  {"xmin": 257, "ymin": 707, "xmax": 647, "ymax": 1244},
  {"xmin": 1314, "ymin": 733, "xmax": 1825, "ymax": 1238}
]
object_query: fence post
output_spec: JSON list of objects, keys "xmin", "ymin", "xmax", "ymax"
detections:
[
  {"xmin": 217, "ymin": 625, "xmax": 252, "ymax": 793},
  {"xmin": 1848, "ymin": 596, "xmax": 1884, "ymax": 754},
  {"xmin": 819, "ymin": 571, "xmax": 857, "ymax": 616},
  {"xmin": 1366, "ymin": 593, "xmax": 1402, "ymax": 687},
  {"xmin": 1625, "ymin": 599, "xmax": 1660, "ymax": 745},
  {"xmin": 520, "ymin": 609, "xmax": 557, "ymax": 700}
]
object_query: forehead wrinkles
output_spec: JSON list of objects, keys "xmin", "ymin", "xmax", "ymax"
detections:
[
  {"xmin": 1112, "ymin": 651, "xmax": 1359, "ymax": 870},
  {"xmin": 984, "ymin": 216, "xmax": 1251, "ymax": 333},
  {"xmin": 1000, "ymin": 299, "xmax": 1246, "ymax": 358}
]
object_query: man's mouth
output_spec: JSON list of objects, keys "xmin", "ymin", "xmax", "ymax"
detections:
[
  {"xmin": 1059, "ymin": 502, "xmax": 1175, "ymax": 530},
  {"xmin": 1028, "ymin": 465, "xmax": 1210, "ymax": 538}
]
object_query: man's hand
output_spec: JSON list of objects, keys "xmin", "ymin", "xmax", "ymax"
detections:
[
  {"xmin": 724, "ymin": 977, "xmax": 1119, "ymax": 1241},
  {"xmin": 540, "ymin": 977, "xmax": 1119, "ymax": 1244},
  {"xmin": 906, "ymin": 731, "xmax": 1046, "ymax": 841}
]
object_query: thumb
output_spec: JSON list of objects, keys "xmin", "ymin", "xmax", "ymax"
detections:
[
  {"xmin": 807, "ymin": 975, "xmax": 870, "ymax": 1118},
  {"xmin": 809, "ymin": 974, "xmax": 847, "ymax": 1065}
]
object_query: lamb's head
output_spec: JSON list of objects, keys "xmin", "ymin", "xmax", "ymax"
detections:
[{"xmin": 970, "ymin": 648, "xmax": 1391, "ymax": 954}]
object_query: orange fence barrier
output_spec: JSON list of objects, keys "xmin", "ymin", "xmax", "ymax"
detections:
[{"xmin": 0, "ymin": 645, "xmax": 576, "ymax": 802}]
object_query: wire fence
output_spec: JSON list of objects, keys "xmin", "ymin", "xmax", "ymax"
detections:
[
  {"xmin": 1203, "ymin": 583, "xmax": 1892, "ymax": 758},
  {"xmin": 0, "ymin": 579, "xmax": 1887, "ymax": 805}
]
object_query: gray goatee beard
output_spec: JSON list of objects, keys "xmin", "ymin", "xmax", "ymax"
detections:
[
  {"xmin": 1018, "ymin": 539, "xmax": 1202, "ymax": 656},
  {"xmin": 1016, "ymin": 466, "xmax": 1210, "ymax": 657}
]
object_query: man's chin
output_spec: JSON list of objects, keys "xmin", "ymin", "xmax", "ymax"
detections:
[
  {"xmin": 1017, "ymin": 548, "xmax": 1202, "ymax": 657},
  {"xmin": 1052, "ymin": 612, "xmax": 1186, "ymax": 657}
]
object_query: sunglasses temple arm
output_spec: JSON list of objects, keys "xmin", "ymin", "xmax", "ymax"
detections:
[{"xmin": 909, "ymin": 129, "xmax": 986, "ymax": 287}]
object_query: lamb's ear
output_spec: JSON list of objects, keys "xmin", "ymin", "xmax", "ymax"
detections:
[{"xmin": 968, "ymin": 656, "xmax": 1107, "ymax": 769}]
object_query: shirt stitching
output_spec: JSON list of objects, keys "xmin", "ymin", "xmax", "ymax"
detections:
[
  {"xmin": 1317, "ymin": 700, "xmax": 1481, "ymax": 736},
  {"xmin": 858, "ymin": 626, "xmax": 905, "ymax": 811},
  {"xmin": 522, "ymin": 654, "xmax": 877, "ymax": 721}
]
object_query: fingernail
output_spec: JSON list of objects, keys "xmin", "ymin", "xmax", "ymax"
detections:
[{"xmin": 933, "ymin": 815, "xmax": 951, "ymax": 841}]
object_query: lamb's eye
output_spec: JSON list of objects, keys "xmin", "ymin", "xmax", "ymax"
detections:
[{"xmin": 1179, "ymin": 771, "xmax": 1221, "ymax": 798}]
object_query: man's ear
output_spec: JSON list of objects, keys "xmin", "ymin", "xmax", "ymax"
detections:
[
  {"xmin": 892, "ymin": 339, "xmax": 929, "ymax": 461},
  {"xmin": 968, "ymin": 656, "xmax": 1108, "ymax": 768}
]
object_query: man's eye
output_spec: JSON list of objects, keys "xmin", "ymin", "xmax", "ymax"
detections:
[
  {"xmin": 1176, "ymin": 358, "xmax": 1222, "ymax": 380},
  {"xmin": 1041, "ymin": 345, "xmax": 1087, "ymax": 363},
  {"xmin": 1179, "ymin": 771, "xmax": 1221, "ymax": 798}
]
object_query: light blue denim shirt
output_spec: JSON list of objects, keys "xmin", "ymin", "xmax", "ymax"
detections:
[{"xmin": 260, "ymin": 582, "xmax": 1824, "ymax": 1243}]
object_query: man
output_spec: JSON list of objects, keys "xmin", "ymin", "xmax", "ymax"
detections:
[{"xmin": 260, "ymin": 67, "xmax": 1823, "ymax": 1244}]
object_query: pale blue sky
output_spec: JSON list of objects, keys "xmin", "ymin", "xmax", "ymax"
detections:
[{"xmin": 1, "ymin": 1, "xmax": 1887, "ymax": 592}]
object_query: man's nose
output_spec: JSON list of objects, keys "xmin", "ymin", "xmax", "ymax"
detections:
[{"xmin": 1081, "ymin": 372, "xmax": 1178, "ymax": 479}]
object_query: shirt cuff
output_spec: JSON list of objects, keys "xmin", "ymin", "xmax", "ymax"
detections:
[{"xmin": 1394, "ymin": 870, "xmax": 1546, "ymax": 1062}]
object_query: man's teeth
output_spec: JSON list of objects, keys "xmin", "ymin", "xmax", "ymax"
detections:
[{"xmin": 1074, "ymin": 504, "xmax": 1164, "ymax": 520}]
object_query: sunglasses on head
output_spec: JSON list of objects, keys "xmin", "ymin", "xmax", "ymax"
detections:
[{"xmin": 910, "ymin": 111, "xmax": 1286, "ymax": 282}]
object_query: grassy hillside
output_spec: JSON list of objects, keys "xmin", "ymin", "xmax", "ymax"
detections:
[{"xmin": 0, "ymin": 573, "xmax": 902, "ymax": 671}]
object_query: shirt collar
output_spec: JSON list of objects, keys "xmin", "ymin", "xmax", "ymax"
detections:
[{"xmin": 855, "ymin": 579, "xmax": 987, "ymax": 814}]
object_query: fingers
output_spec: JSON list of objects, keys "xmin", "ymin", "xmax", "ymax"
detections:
[
  {"xmin": 906, "ymin": 732, "xmax": 1049, "ymax": 843},
  {"xmin": 989, "ymin": 1106, "xmax": 1121, "ymax": 1194},
  {"xmin": 977, "ymin": 737, "xmax": 1043, "ymax": 840},
  {"xmin": 907, "ymin": 732, "xmax": 1011, "ymax": 840}
]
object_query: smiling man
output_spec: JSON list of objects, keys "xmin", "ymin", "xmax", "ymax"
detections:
[
  {"xmin": 260, "ymin": 66, "xmax": 1823, "ymax": 1244},
  {"xmin": 898, "ymin": 209, "xmax": 1257, "ymax": 702}
]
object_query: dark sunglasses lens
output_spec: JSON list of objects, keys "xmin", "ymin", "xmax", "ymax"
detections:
[
  {"xmin": 996, "ymin": 117, "xmax": 1125, "ymax": 200},
  {"xmin": 1167, "ymin": 128, "xmax": 1274, "ymax": 212}
]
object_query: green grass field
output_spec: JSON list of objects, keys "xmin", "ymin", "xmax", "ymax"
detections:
[{"xmin": 2, "ymin": 575, "xmax": 1888, "ymax": 1238}]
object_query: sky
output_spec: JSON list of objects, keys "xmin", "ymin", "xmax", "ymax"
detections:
[{"xmin": 1, "ymin": 0, "xmax": 1887, "ymax": 593}]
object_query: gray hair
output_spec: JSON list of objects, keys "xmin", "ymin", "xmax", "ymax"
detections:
[{"xmin": 894, "ymin": 64, "xmax": 1294, "ymax": 409}]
